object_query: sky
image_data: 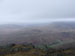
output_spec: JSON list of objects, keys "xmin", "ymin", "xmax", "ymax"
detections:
[{"xmin": 0, "ymin": 0, "xmax": 75, "ymax": 24}]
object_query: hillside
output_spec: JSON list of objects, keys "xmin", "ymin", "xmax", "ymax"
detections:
[
  {"xmin": 0, "ymin": 43, "xmax": 75, "ymax": 56},
  {"xmin": 0, "ymin": 22, "xmax": 75, "ymax": 56}
]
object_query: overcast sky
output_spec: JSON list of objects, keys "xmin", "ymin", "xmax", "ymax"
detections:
[{"xmin": 0, "ymin": 0, "xmax": 75, "ymax": 24}]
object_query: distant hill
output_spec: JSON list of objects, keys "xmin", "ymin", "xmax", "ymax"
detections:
[{"xmin": 0, "ymin": 22, "xmax": 75, "ymax": 47}]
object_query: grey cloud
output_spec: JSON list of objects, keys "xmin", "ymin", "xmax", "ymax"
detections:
[{"xmin": 0, "ymin": 0, "xmax": 75, "ymax": 24}]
